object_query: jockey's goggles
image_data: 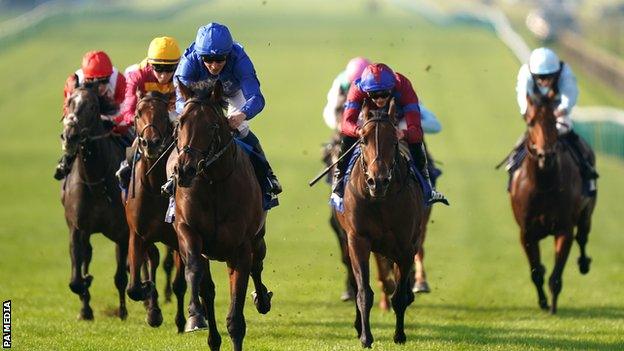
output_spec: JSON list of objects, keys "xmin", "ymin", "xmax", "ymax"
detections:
[
  {"xmin": 367, "ymin": 90, "xmax": 392, "ymax": 99},
  {"xmin": 152, "ymin": 63, "xmax": 177, "ymax": 73},
  {"xmin": 85, "ymin": 76, "xmax": 110, "ymax": 85},
  {"xmin": 201, "ymin": 54, "xmax": 227, "ymax": 63},
  {"xmin": 533, "ymin": 73, "xmax": 555, "ymax": 81}
]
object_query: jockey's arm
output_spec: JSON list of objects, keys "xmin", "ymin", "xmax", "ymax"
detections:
[
  {"xmin": 322, "ymin": 74, "xmax": 345, "ymax": 130},
  {"xmin": 396, "ymin": 74, "xmax": 423, "ymax": 144},
  {"xmin": 341, "ymin": 84, "xmax": 366, "ymax": 138},
  {"xmin": 556, "ymin": 65, "xmax": 578, "ymax": 115},
  {"xmin": 119, "ymin": 69, "xmax": 141, "ymax": 127},
  {"xmin": 174, "ymin": 55, "xmax": 198, "ymax": 114},
  {"xmin": 516, "ymin": 64, "xmax": 531, "ymax": 116},
  {"xmin": 235, "ymin": 53, "xmax": 265, "ymax": 120},
  {"xmin": 419, "ymin": 103, "xmax": 441, "ymax": 134}
]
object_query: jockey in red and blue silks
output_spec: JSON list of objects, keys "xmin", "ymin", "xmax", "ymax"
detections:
[
  {"xmin": 332, "ymin": 63, "xmax": 448, "ymax": 205},
  {"xmin": 170, "ymin": 22, "xmax": 281, "ymax": 196}
]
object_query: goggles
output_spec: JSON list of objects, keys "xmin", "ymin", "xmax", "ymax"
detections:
[
  {"xmin": 367, "ymin": 90, "xmax": 392, "ymax": 99},
  {"xmin": 152, "ymin": 64, "xmax": 177, "ymax": 73},
  {"xmin": 201, "ymin": 54, "xmax": 227, "ymax": 63}
]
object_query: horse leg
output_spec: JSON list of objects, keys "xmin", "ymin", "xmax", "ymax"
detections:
[
  {"xmin": 163, "ymin": 247, "xmax": 175, "ymax": 302},
  {"xmin": 348, "ymin": 235, "xmax": 374, "ymax": 348},
  {"xmin": 79, "ymin": 233, "xmax": 94, "ymax": 320},
  {"xmin": 391, "ymin": 255, "xmax": 416, "ymax": 344},
  {"xmin": 69, "ymin": 228, "xmax": 93, "ymax": 320},
  {"xmin": 414, "ymin": 208, "xmax": 431, "ymax": 293},
  {"xmin": 373, "ymin": 254, "xmax": 394, "ymax": 312},
  {"xmin": 144, "ymin": 244, "xmax": 163, "ymax": 327},
  {"xmin": 126, "ymin": 232, "xmax": 153, "ymax": 302},
  {"xmin": 549, "ymin": 232, "xmax": 573, "ymax": 314},
  {"xmin": 172, "ymin": 251, "xmax": 187, "ymax": 333},
  {"xmin": 226, "ymin": 242, "xmax": 252, "ymax": 351},
  {"xmin": 200, "ymin": 260, "xmax": 221, "ymax": 351},
  {"xmin": 114, "ymin": 240, "xmax": 129, "ymax": 320},
  {"xmin": 331, "ymin": 212, "xmax": 355, "ymax": 302},
  {"xmin": 178, "ymin": 224, "xmax": 208, "ymax": 332},
  {"xmin": 250, "ymin": 225, "xmax": 273, "ymax": 314},
  {"xmin": 521, "ymin": 232, "xmax": 548, "ymax": 310},
  {"xmin": 576, "ymin": 207, "xmax": 593, "ymax": 274}
]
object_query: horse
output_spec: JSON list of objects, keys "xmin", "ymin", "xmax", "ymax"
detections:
[
  {"xmin": 173, "ymin": 79, "xmax": 273, "ymax": 351},
  {"xmin": 60, "ymin": 86, "xmax": 129, "ymax": 321},
  {"xmin": 335, "ymin": 102, "xmax": 424, "ymax": 347},
  {"xmin": 510, "ymin": 94, "xmax": 597, "ymax": 314},
  {"xmin": 123, "ymin": 91, "xmax": 189, "ymax": 331}
]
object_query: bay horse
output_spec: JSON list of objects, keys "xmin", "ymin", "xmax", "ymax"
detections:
[
  {"xmin": 335, "ymin": 103, "xmax": 424, "ymax": 347},
  {"xmin": 510, "ymin": 94, "xmax": 596, "ymax": 314},
  {"xmin": 60, "ymin": 86, "xmax": 129, "ymax": 321},
  {"xmin": 173, "ymin": 79, "xmax": 273, "ymax": 351},
  {"xmin": 124, "ymin": 91, "xmax": 188, "ymax": 331}
]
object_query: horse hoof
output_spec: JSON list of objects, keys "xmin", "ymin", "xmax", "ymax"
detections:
[
  {"xmin": 549, "ymin": 306, "xmax": 557, "ymax": 315},
  {"xmin": 578, "ymin": 256, "xmax": 592, "ymax": 275},
  {"xmin": 78, "ymin": 307, "xmax": 94, "ymax": 321},
  {"xmin": 341, "ymin": 290, "xmax": 355, "ymax": 302},
  {"xmin": 184, "ymin": 314, "xmax": 208, "ymax": 332},
  {"xmin": 252, "ymin": 290, "xmax": 273, "ymax": 314},
  {"xmin": 412, "ymin": 281, "xmax": 431, "ymax": 294},
  {"xmin": 176, "ymin": 314, "xmax": 186, "ymax": 334},
  {"xmin": 394, "ymin": 331, "xmax": 407, "ymax": 344},
  {"xmin": 360, "ymin": 338, "xmax": 373, "ymax": 348},
  {"xmin": 119, "ymin": 306, "xmax": 128, "ymax": 320},
  {"xmin": 146, "ymin": 308, "xmax": 163, "ymax": 327},
  {"xmin": 539, "ymin": 300, "xmax": 549, "ymax": 311},
  {"xmin": 127, "ymin": 286, "xmax": 146, "ymax": 301}
]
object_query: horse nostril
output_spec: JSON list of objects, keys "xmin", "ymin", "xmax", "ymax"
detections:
[
  {"xmin": 366, "ymin": 178, "xmax": 375, "ymax": 188},
  {"xmin": 140, "ymin": 139, "xmax": 148, "ymax": 148}
]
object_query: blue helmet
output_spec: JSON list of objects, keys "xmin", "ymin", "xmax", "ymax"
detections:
[
  {"xmin": 195, "ymin": 23, "xmax": 233, "ymax": 56},
  {"xmin": 357, "ymin": 63, "xmax": 396, "ymax": 92}
]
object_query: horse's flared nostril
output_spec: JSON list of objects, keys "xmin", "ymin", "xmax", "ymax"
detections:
[{"xmin": 366, "ymin": 177, "xmax": 375, "ymax": 189}]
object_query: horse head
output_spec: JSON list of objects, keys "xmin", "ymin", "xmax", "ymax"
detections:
[
  {"xmin": 62, "ymin": 86, "xmax": 102, "ymax": 155},
  {"xmin": 175, "ymin": 79, "xmax": 227, "ymax": 187},
  {"xmin": 525, "ymin": 94, "xmax": 559, "ymax": 170},
  {"xmin": 359, "ymin": 100, "xmax": 399, "ymax": 198},
  {"xmin": 135, "ymin": 91, "xmax": 174, "ymax": 159}
]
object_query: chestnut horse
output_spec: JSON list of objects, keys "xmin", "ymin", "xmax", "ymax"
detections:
[
  {"xmin": 60, "ymin": 86, "xmax": 129, "ymax": 320},
  {"xmin": 124, "ymin": 92, "xmax": 188, "ymax": 331},
  {"xmin": 510, "ymin": 95, "xmax": 596, "ymax": 314},
  {"xmin": 173, "ymin": 80, "xmax": 273, "ymax": 351},
  {"xmin": 335, "ymin": 104, "xmax": 424, "ymax": 347}
]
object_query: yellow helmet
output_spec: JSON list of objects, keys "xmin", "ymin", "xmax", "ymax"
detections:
[{"xmin": 147, "ymin": 36, "xmax": 181, "ymax": 65}]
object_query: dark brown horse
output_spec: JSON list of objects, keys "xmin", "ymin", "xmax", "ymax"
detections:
[
  {"xmin": 60, "ymin": 86, "xmax": 129, "ymax": 320},
  {"xmin": 510, "ymin": 95, "xmax": 596, "ymax": 314},
  {"xmin": 124, "ymin": 91, "xmax": 189, "ymax": 331},
  {"xmin": 173, "ymin": 80, "xmax": 272, "ymax": 351},
  {"xmin": 335, "ymin": 104, "xmax": 424, "ymax": 347}
]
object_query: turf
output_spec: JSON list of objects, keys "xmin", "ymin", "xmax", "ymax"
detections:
[{"xmin": 0, "ymin": 1, "xmax": 623, "ymax": 350}]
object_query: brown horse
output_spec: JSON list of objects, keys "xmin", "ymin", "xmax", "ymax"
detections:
[
  {"xmin": 60, "ymin": 86, "xmax": 129, "ymax": 320},
  {"xmin": 124, "ymin": 91, "xmax": 189, "ymax": 331},
  {"xmin": 510, "ymin": 94, "xmax": 596, "ymax": 314},
  {"xmin": 173, "ymin": 80, "xmax": 273, "ymax": 351},
  {"xmin": 335, "ymin": 104, "xmax": 424, "ymax": 347}
]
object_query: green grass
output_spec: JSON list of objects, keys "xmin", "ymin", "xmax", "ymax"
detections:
[{"xmin": 1, "ymin": 1, "xmax": 623, "ymax": 350}]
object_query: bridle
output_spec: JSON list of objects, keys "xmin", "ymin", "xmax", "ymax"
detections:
[
  {"xmin": 177, "ymin": 97, "xmax": 234, "ymax": 176},
  {"xmin": 358, "ymin": 115, "xmax": 399, "ymax": 184},
  {"xmin": 524, "ymin": 98, "xmax": 560, "ymax": 160},
  {"xmin": 135, "ymin": 94, "xmax": 173, "ymax": 159}
]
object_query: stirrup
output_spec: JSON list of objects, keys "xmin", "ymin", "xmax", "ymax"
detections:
[
  {"xmin": 54, "ymin": 163, "xmax": 69, "ymax": 180},
  {"xmin": 428, "ymin": 190, "xmax": 449, "ymax": 206}
]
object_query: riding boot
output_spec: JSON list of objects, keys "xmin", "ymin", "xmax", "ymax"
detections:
[
  {"xmin": 241, "ymin": 132, "xmax": 282, "ymax": 196},
  {"xmin": 565, "ymin": 130, "xmax": 599, "ymax": 179},
  {"xmin": 409, "ymin": 142, "xmax": 449, "ymax": 206},
  {"xmin": 53, "ymin": 153, "xmax": 76, "ymax": 180},
  {"xmin": 331, "ymin": 136, "xmax": 358, "ymax": 198},
  {"xmin": 115, "ymin": 141, "xmax": 138, "ymax": 189}
]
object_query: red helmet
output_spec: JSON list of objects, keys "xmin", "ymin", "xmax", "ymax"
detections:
[{"xmin": 81, "ymin": 51, "xmax": 113, "ymax": 78}]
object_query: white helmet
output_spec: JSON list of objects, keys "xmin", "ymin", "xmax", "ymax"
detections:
[{"xmin": 528, "ymin": 47, "xmax": 560, "ymax": 75}]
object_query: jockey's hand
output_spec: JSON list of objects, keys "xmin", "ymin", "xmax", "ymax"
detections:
[
  {"xmin": 227, "ymin": 112, "xmax": 247, "ymax": 130},
  {"xmin": 554, "ymin": 108, "xmax": 568, "ymax": 117},
  {"xmin": 396, "ymin": 128, "xmax": 405, "ymax": 140}
]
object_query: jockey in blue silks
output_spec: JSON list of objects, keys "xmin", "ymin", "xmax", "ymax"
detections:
[{"xmin": 165, "ymin": 22, "xmax": 281, "ymax": 196}]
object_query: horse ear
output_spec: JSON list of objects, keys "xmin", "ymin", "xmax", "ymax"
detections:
[
  {"xmin": 388, "ymin": 98, "xmax": 397, "ymax": 123},
  {"xmin": 176, "ymin": 78, "xmax": 193, "ymax": 101},
  {"xmin": 211, "ymin": 80, "xmax": 223, "ymax": 103}
]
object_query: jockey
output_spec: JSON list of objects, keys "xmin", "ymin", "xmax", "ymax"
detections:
[
  {"xmin": 508, "ymin": 47, "xmax": 598, "ymax": 190},
  {"xmin": 115, "ymin": 36, "xmax": 181, "ymax": 187},
  {"xmin": 323, "ymin": 57, "xmax": 442, "ymax": 134},
  {"xmin": 54, "ymin": 50, "xmax": 127, "ymax": 180},
  {"xmin": 165, "ymin": 22, "xmax": 281, "ymax": 196},
  {"xmin": 331, "ymin": 63, "xmax": 448, "ymax": 205}
]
